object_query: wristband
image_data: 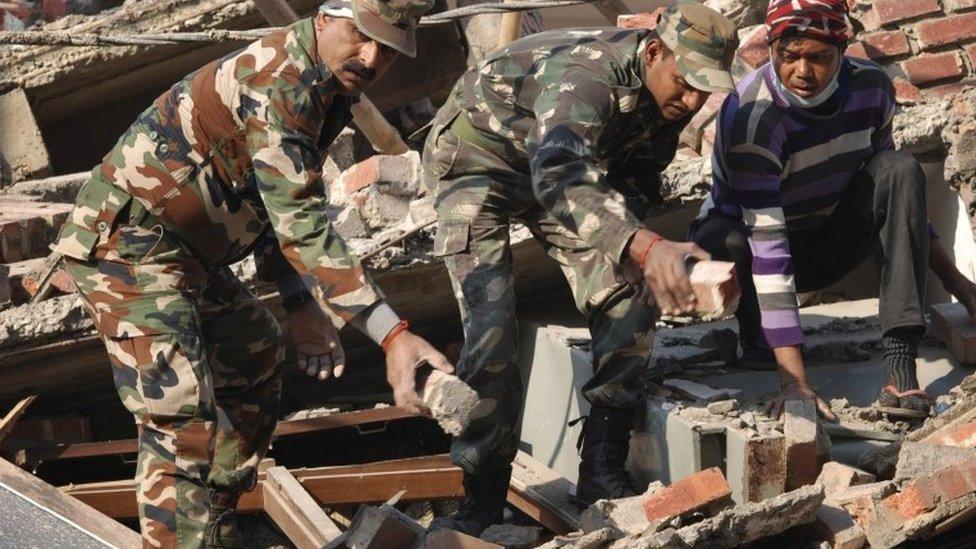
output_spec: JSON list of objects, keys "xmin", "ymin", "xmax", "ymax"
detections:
[
  {"xmin": 639, "ymin": 235, "xmax": 665, "ymax": 269},
  {"xmin": 381, "ymin": 320, "xmax": 411, "ymax": 353}
]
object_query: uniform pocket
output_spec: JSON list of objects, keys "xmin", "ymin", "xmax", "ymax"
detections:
[
  {"xmin": 115, "ymin": 224, "xmax": 165, "ymax": 264},
  {"xmin": 433, "ymin": 219, "xmax": 470, "ymax": 256},
  {"xmin": 108, "ymin": 332, "xmax": 204, "ymax": 420}
]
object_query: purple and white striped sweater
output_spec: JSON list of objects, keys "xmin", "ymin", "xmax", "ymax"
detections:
[{"xmin": 697, "ymin": 57, "xmax": 896, "ymax": 348}]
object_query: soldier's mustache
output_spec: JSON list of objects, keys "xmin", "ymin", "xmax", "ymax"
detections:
[{"xmin": 341, "ymin": 60, "xmax": 375, "ymax": 82}]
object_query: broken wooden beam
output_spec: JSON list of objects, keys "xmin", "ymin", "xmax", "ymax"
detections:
[
  {"xmin": 62, "ymin": 454, "xmax": 464, "ymax": 519},
  {"xmin": 0, "ymin": 395, "xmax": 37, "ymax": 444},
  {"xmin": 262, "ymin": 466, "xmax": 343, "ymax": 548}
]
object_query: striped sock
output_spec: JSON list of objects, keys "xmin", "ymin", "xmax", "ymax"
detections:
[{"xmin": 882, "ymin": 327, "xmax": 922, "ymax": 392}]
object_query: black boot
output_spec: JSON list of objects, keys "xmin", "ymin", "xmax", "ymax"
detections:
[
  {"xmin": 576, "ymin": 407, "xmax": 638, "ymax": 505},
  {"xmin": 429, "ymin": 466, "xmax": 512, "ymax": 537},
  {"xmin": 205, "ymin": 490, "xmax": 243, "ymax": 549}
]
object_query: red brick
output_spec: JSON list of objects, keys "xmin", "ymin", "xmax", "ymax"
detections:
[
  {"xmin": 0, "ymin": 202, "xmax": 72, "ymax": 263},
  {"xmin": 934, "ymin": 467, "xmax": 972, "ymax": 502},
  {"xmin": 20, "ymin": 268, "xmax": 74, "ymax": 298},
  {"xmin": 871, "ymin": 0, "xmax": 941, "ymax": 25},
  {"xmin": 41, "ymin": 0, "xmax": 64, "ymax": 22},
  {"xmin": 847, "ymin": 31, "xmax": 911, "ymax": 60},
  {"xmin": 916, "ymin": 12, "xmax": 976, "ymax": 49},
  {"xmin": 342, "ymin": 156, "xmax": 381, "ymax": 195},
  {"xmin": 617, "ymin": 8, "xmax": 666, "ymax": 30},
  {"xmin": 922, "ymin": 409, "xmax": 976, "ymax": 446},
  {"xmin": 947, "ymin": 0, "xmax": 976, "ymax": 12},
  {"xmin": 880, "ymin": 481, "xmax": 938, "ymax": 522},
  {"xmin": 736, "ymin": 25, "xmax": 770, "ymax": 71},
  {"xmin": 687, "ymin": 260, "xmax": 740, "ymax": 319},
  {"xmin": 644, "ymin": 467, "xmax": 733, "ymax": 524},
  {"xmin": 901, "ymin": 52, "xmax": 964, "ymax": 85},
  {"xmin": 922, "ymin": 79, "xmax": 976, "ymax": 99},
  {"xmin": 892, "ymin": 78, "xmax": 924, "ymax": 104}
]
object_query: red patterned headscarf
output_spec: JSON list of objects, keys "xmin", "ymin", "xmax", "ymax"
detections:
[{"xmin": 765, "ymin": 0, "xmax": 853, "ymax": 47}]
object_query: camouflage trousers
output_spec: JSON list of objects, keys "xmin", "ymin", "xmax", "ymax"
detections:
[
  {"xmin": 427, "ymin": 129, "xmax": 656, "ymax": 476},
  {"xmin": 64, "ymin": 213, "xmax": 282, "ymax": 548}
]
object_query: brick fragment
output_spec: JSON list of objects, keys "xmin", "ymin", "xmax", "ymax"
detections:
[
  {"xmin": 419, "ymin": 369, "xmax": 481, "ymax": 437},
  {"xmin": 688, "ymin": 260, "xmax": 741, "ymax": 319},
  {"xmin": 846, "ymin": 31, "xmax": 911, "ymax": 60},
  {"xmin": 0, "ymin": 200, "xmax": 72, "ymax": 263},
  {"xmin": 931, "ymin": 302, "xmax": 976, "ymax": 364},
  {"xmin": 811, "ymin": 503, "xmax": 866, "ymax": 549},
  {"xmin": 734, "ymin": 25, "xmax": 769, "ymax": 75},
  {"xmin": 616, "ymin": 8, "xmax": 665, "ymax": 29},
  {"xmin": 871, "ymin": 0, "xmax": 940, "ymax": 26},
  {"xmin": 340, "ymin": 151, "xmax": 420, "ymax": 196},
  {"xmin": 892, "ymin": 78, "xmax": 923, "ymax": 104},
  {"xmin": 817, "ymin": 462, "xmax": 876, "ymax": 500},
  {"xmin": 785, "ymin": 399, "xmax": 819, "ymax": 490},
  {"xmin": 916, "ymin": 12, "xmax": 976, "ymax": 49},
  {"xmin": 643, "ymin": 467, "xmax": 733, "ymax": 526},
  {"xmin": 922, "ymin": 79, "xmax": 976, "ymax": 99},
  {"xmin": 726, "ymin": 427, "xmax": 786, "ymax": 503},
  {"xmin": 901, "ymin": 52, "xmax": 964, "ymax": 85}
]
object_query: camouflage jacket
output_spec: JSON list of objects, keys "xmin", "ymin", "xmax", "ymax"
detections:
[
  {"xmin": 54, "ymin": 18, "xmax": 383, "ymax": 328},
  {"xmin": 425, "ymin": 28, "xmax": 688, "ymax": 264}
]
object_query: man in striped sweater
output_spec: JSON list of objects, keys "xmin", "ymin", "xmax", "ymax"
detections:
[{"xmin": 691, "ymin": 0, "xmax": 976, "ymax": 417}]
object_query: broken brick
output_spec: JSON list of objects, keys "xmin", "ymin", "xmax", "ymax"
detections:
[
  {"xmin": 808, "ymin": 503, "xmax": 866, "ymax": 549},
  {"xmin": 688, "ymin": 260, "xmax": 740, "ymax": 319},
  {"xmin": 929, "ymin": 302, "xmax": 976, "ymax": 365},
  {"xmin": 616, "ymin": 8, "xmax": 665, "ymax": 30},
  {"xmin": 643, "ymin": 467, "xmax": 733, "ymax": 526},
  {"xmin": 0, "ymin": 199, "xmax": 72, "ymax": 263},
  {"xmin": 340, "ymin": 151, "xmax": 420, "ymax": 196},
  {"xmin": 785, "ymin": 399, "xmax": 819, "ymax": 490},
  {"xmin": 892, "ymin": 78, "xmax": 924, "ymax": 104},
  {"xmin": 817, "ymin": 462, "xmax": 876, "ymax": 500},
  {"xmin": 419, "ymin": 369, "xmax": 481, "ymax": 437},
  {"xmin": 846, "ymin": 31, "xmax": 911, "ymax": 60}
]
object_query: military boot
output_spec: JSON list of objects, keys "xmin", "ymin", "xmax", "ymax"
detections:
[
  {"xmin": 429, "ymin": 466, "xmax": 512, "ymax": 537},
  {"xmin": 205, "ymin": 490, "xmax": 243, "ymax": 549},
  {"xmin": 576, "ymin": 407, "xmax": 638, "ymax": 505}
]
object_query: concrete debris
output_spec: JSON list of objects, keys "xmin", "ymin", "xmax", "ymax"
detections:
[
  {"xmin": 419, "ymin": 369, "xmax": 482, "ymax": 436},
  {"xmin": 538, "ymin": 527, "xmax": 617, "ymax": 549},
  {"xmin": 706, "ymin": 399, "xmax": 737, "ymax": 415},
  {"xmin": 0, "ymin": 294, "xmax": 89, "ymax": 350},
  {"xmin": 895, "ymin": 441, "xmax": 976, "ymax": 481},
  {"xmin": 621, "ymin": 484, "xmax": 825, "ymax": 548},
  {"xmin": 580, "ymin": 486, "xmax": 660, "ymax": 536},
  {"xmin": 427, "ymin": 528, "xmax": 503, "ymax": 548},
  {"xmin": 807, "ymin": 503, "xmax": 866, "ymax": 549},
  {"xmin": 479, "ymin": 524, "xmax": 543, "ymax": 548},
  {"xmin": 817, "ymin": 463, "xmax": 877, "ymax": 500},
  {"xmin": 662, "ymin": 379, "xmax": 740, "ymax": 402}
]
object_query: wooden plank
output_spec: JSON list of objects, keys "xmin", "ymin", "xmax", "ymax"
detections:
[
  {"xmin": 0, "ymin": 395, "xmax": 36, "ymax": 444},
  {"xmin": 507, "ymin": 451, "xmax": 580, "ymax": 535},
  {"xmin": 23, "ymin": 407, "xmax": 421, "ymax": 464},
  {"xmin": 263, "ymin": 466, "xmax": 343, "ymax": 548},
  {"xmin": 63, "ymin": 454, "xmax": 463, "ymax": 519},
  {"xmin": 0, "ymin": 457, "xmax": 139, "ymax": 548}
]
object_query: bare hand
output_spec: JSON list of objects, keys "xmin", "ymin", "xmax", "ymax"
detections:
[
  {"xmin": 385, "ymin": 330, "xmax": 454, "ymax": 413},
  {"xmin": 946, "ymin": 273, "xmax": 976, "ymax": 317},
  {"xmin": 287, "ymin": 300, "xmax": 346, "ymax": 381},
  {"xmin": 764, "ymin": 380, "xmax": 838, "ymax": 423},
  {"xmin": 643, "ymin": 240, "xmax": 710, "ymax": 315}
]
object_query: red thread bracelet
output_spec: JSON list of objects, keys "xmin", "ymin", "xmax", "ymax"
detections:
[
  {"xmin": 381, "ymin": 320, "xmax": 410, "ymax": 353},
  {"xmin": 639, "ymin": 235, "xmax": 664, "ymax": 269}
]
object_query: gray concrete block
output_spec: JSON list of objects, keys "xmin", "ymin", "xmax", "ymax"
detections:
[{"xmin": 726, "ymin": 427, "xmax": 786, "ymax": 504}]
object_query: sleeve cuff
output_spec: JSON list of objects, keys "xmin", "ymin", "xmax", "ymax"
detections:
[
  {"xmin": 348, "ymin": 301, "xmax": 402, "ymax": 346},
  {"xmin": 761, "ymin": 326, "xmax": 805, "ymax": 348}
]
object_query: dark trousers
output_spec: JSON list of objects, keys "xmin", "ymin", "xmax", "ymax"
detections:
[{"xmin": 691, "ymin": 150, "xmax": 930, "ymax": 349}]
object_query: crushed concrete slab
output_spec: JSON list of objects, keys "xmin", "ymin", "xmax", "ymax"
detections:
[
  {"xmin": 580, "ymin": 484, "xmax": 662, "ymax": 536},
  {"xmin": 662, "ymin": 379, "xmax": 740, "ymax": 402},
  {"xmin": 479, "ymin": 524, "xmax": 543, "ymax": 549},
  {"xmin": 619, "ymin": 484, "xmax": 824, "ymax": 548},
  {"xmin": 894, "ymin": 441, "xmax": 976, "ymax": 481},
  {"xmin": 419, "ymin": 369, "xmax": 482, "ymax": 437}
]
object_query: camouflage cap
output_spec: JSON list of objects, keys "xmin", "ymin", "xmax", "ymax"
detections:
[
  {"xmin": 320, "ymin": 0, "xmax": 433, "ymax": 58},
  {"xmin": 655, "ymin": 0, "xmax": 739, "ymax": 93}
]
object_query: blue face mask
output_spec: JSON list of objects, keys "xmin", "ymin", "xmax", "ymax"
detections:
[{"xmin": 770, "ymin": 48, "xmax": 841, "ymax": 109}]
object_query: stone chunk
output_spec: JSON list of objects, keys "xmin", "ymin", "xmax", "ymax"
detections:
[
  {"xmin": 479, "ymin": 524, "xmax": 542, "ymax": 548},
  {"xmin": 817, "ymin": 462, "xmax": 876, "ymax": 500},
  {"xmin": 643, "ymin": 467, "xmax": 733, "ymax": 529},
  {"xmin": 580, "ymin": 492, "xmax": 650, "ymax": 536},
  {"xmin": 930, "ymin": 302, "xmax": 976, "ymax": 364},
  {"xmin": 419, "ymin": 369, "xmax": 481, "ymax": 436},
  {"xmin": 707, "ymin": 399, "xmax": 738, "ymax": 415},
  {"xmin": 687, "ymin": 260, "xmax": 741, "ymax": 319}
]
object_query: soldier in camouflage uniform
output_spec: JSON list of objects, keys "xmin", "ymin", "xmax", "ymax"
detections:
[
  {"xmin": 422, "ymin": 0, "xmax": 739, "ymax": 535},
  {"xmin": 52, "ymin": 0, "xmax": 453, "ymax": 546}
]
